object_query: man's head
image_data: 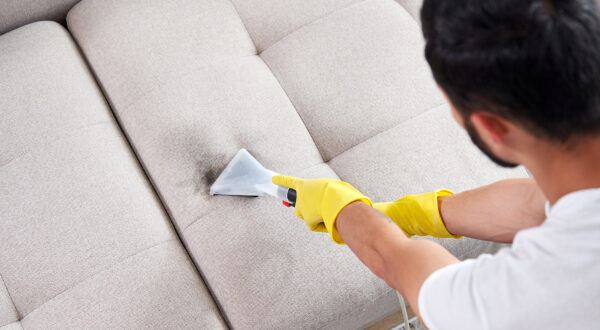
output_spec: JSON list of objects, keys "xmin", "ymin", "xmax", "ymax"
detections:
[{"xmin": 421, "ymin": 0, "xmax": 600, "ymax": 167}]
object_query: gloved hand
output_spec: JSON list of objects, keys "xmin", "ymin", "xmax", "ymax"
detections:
[
  {"xmin": 373, "ymin": 189, "xmax": 462, "ymax": 238},
  {"xmin": 272, "ymin": 175, "xmax": 372, "ymax": 244}
]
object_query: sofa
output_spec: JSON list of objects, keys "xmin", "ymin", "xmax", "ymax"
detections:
[{"xmin": 0, "ymin": 0, "xmax": 526, "ymax": 328}]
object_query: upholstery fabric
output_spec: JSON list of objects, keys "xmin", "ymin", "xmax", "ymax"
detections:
[
  {"xmin": 230, "ymin": 0, "xmax": 363, "ymax": 52},
  {"xmin": 0, "ymin": 322, "xmax": 22, "ymax": 330},
  {"xmin": 67, "ymin": 0, "xmax": 525, "ymax": 328},
  {"xmin": 392, "ymin": 0, "xmax": 424, "ymax": 23},
  {"xmin": 0, "ymin": 0, "xmax": 81, "ymax": 35},
  {"xmin": 20, "ymin": 241, "xmax": 222, "ymax": 329},
  {"xmin": 0, "ymin": 22, "xmax": 225, "ymax": 328},
  {"xmin": 260, "ymin": 0, "xmax": 441, "ymax": 160},
  {"xmin": 328, "ymin": 104, "xmax": 527, "ymax": 203},
  {"xmin": 0, "ymin": 277, "xmax": 17, "ymax": 327}
]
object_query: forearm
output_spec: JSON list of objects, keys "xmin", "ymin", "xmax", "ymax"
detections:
[
  {"xmin": 440, "ymin": 178, "xmax": 546, "ymax": 242},
  {"xmin": 336, "ymin": 201, "xmax": 458, "ymax": 316}
]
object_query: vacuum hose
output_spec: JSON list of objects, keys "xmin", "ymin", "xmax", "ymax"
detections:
[{"xmin": 397, "ymin": 291, "xmax": 410, "ymax": 330}]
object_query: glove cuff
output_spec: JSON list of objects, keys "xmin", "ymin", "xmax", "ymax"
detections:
[
  {"xmin": 412, "ymin": 189, "xmax": 461, "ymax": 239},
  {"xmin": 328, "ymin": 197, "xmax": 372, "ymax": 244},
  {"xmin": 375, "ymin": 189, "xmax": 461, "ymax": 239},
  {"xmin": 321, "ymin": 181, "xmax": 373, "ymax": 244}
]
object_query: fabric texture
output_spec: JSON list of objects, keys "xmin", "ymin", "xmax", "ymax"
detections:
[
  {"xmin": 0, "ymin": 0, "xmax": 81, "ymax": 35},
  {"xmin": 20, "ymin": 241, "xmax": 224, "ymax": 329},
  {"xmin": 392, "ymin": 0, "xmax": 424, "ymax": 23},
  {"xmin": 0, "ymin": 277, "xmax": 17, "ymax": 327},
  {"xmin": 419, "ymin": 188, "xmax": 600, "ymax": 330},
  {"xmin": 0, "ymin": 21, "xmax": 225, "ymax": 328},
  {"xmin": 260, "ymin": 0, "xmax": 441, "ymax": 161},
  {"xmin": 67, "ymin": 0, "xmax": 524, "ymax": 328},
  {"xmin": 0, "ymin": 322, "xmax": 22, "ymax": 330},
  {"xmin": 230, "ymin": 0, "xmax": 363, "ymax": 52}
]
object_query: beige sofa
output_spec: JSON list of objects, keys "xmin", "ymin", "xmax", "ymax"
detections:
[{"xmin": 0, "ymin": 0, "xmax": 526, "ymax": 328}]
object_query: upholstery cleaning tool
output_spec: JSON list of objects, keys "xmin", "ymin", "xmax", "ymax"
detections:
[
  {"xmin": 210, "ymin": 149, "xmax": 297, "ymax": 207},
  {"xmin": 211, "ymin": 149, "xmax": 408, "ymax": 329}
]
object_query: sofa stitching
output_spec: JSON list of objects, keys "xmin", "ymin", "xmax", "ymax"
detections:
[
  {"xmin": 228, "ymin": 0, "xmax": 329, "ymax": 161},
  {"xmin": 326, "ymin": 102, "xmax": 447, "ymax": 162},
  {"xmin": 227, "ymin": 0, "xmax": 258, "ymax": 52},
  {"xmin": 0, "ymin": 121, "xmax": 111, "ymax": 171},
  {"xmin": 19, "ymin": 238, "xmax": 177, "ymax": 320},
  {"xmin": 0, "ymin": 273, "xmax": 20, "ymax": 323},
  {"xmin": 118, "ymin": 54, "xmax": 258, "ymax": 116},
  {"xmin": 259, "ymin": 57, "xmax": 328, "ymax": 162},
  {"xmin": 0, "ymin": 321, "xmax": 22, "ymax": 329},
  {"xmin": 259, "ymin": 0, "xmax": 373, "ymax": 54}
]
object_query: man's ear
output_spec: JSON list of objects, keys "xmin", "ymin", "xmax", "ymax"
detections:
[{"xmin": 470, "ymin": 112, "xmax": 510, "ymax": 146}]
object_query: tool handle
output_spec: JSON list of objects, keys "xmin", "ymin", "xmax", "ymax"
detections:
[
  {"xmin": 277, "ymin": 186, "xmax": 297, "ymax": 208},
  {"xmin": 287, "ymin": 188, "xmax": 297, "ymax": 206}
]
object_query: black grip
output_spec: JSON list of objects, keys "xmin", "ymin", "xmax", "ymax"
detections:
[{"xmin": 287, "ymin": 188, "xmax": 297, "ymax": 207}]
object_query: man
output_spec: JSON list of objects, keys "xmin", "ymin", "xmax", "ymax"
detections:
[{"xmin": 273, "ymin": 0, "xmax": 600, "ymax": 328}]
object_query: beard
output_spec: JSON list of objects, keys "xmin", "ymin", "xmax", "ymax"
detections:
[{"xmin": 466, "ymin": 119, "xmax": 519, "ymax": 168}]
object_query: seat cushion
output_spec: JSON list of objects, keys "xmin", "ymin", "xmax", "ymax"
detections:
[
  {"xmin": 0, "ymin": 21, "xmax": 225, "ymax": 329},
  {"xmin": 67, "ymin": 0, "xmax": 526, "ymax": 328},
  {"xmin": 0, "ymin": 0, "xmax": 82, "ymax": 35}
]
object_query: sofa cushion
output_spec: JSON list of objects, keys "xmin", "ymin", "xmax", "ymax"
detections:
[
  {"xmin": 259, "ymin": 0, "xmax": 440, "ymax": 160},
  {"xmin": 0, "ymin": 21, "xmax": 225, "ymax": 329},
  {"xmin": 67, "ymin": 0, "xmax": 526, "ymax": 328},
  {"xmin": 0, "ymin": 0, "xmax": 82, "ymax": 35}
]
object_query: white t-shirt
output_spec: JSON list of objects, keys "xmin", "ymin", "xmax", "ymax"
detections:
[{"xmin": 418, "ymin": 188, "xmax": 600, "ymax": 330}]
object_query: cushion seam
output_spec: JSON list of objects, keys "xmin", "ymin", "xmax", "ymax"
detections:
[
  {"xmin": 0, "ymin": 121, "xmax": 110, "ymax": 171},
  {"xmin": 118, "ymin": 54, "xmax": 257, "ymax": 115},
  {"xmin": 228, "ymin": 0, "xmax": 326, "ymax": 165},
  {"xmin": 19, "ymin": 238, "xmax": 177, "ymax": 320},
  {"xmin": 0, "ymin": 321, "xmax": 22, "ymax": 329},
  {"xmin": 227, "ymin": 0, "xmax": 258, "ymax": 52},
  {"xmin": 259, "ymin": 0, "xmax": 373, "ymax": 54},
  {"xmin": 0, "ymin": 273, "xmax": 19, "ymax": 324},
  {"xmin": 257, "ymin": 56, "xmax": 327, "ymax": 160},
  {"xmin": 327, "ymin": 102, "xmax": 447, "ymax": 162}
]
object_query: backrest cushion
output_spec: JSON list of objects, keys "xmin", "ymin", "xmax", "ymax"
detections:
[{"xmin": 0, "ymin": 0, "xmax": 81, "ymax": 35}]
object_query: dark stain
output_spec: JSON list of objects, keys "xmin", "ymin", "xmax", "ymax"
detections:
[
  {"xmin": 194, "ymin": 152, "xmax": 229, "ymax": 195},
  {"xmin": 191, "ymin": 148, "xmax": 266, "ymax": 197},
  {"xmin": 201, "ymin": 164, "xmax": 221, "ymax": 186}
]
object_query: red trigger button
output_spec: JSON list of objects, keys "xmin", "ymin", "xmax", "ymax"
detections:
[{"xmin": 282, "ymin": 201, "xmax": 291, "ymax": 207}]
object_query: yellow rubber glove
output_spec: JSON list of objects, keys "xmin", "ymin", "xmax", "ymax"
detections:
[
  {"xmin": 373, "ymin": 189, "xmax": 462, "ymax": 238},
  {"xmin": 272, "ymin": 175, "xmax": 372, "ymax": 244}
]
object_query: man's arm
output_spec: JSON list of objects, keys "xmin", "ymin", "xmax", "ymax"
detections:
[
  {"xmin": 335, "ymin": 178, "xmax": 546, "ymax": 318},
  {"xmin": 440, "ymin": 178, "xmax": 546, "ymax": 243},
  {"xmin": 272, "ymin": 175, "xmax": 545, "ymax": 318},
  {"xmin": 336, "ymin": 201, "xmax": 458, "ymax": 318}
]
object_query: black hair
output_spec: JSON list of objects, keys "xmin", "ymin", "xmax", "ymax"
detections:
[{"xmin": 421, "ymin": 0, "xmax": 600, "ymax": 142}]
